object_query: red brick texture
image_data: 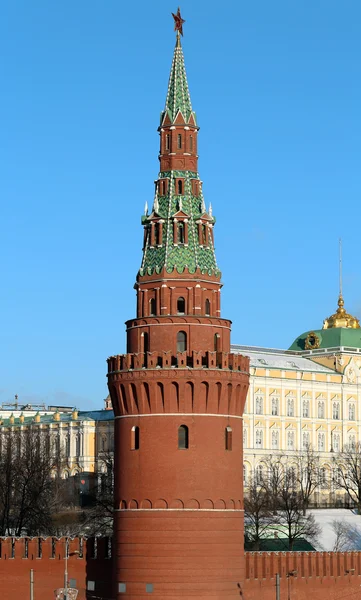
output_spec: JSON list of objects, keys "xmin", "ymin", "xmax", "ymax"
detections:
[
  {"xmin": 0, "ymin": 537, "xmax": 112, "ymax": 600},
  {"xmin": 243, "ymin": 551, "xmax": 361, "ymax": 600}
]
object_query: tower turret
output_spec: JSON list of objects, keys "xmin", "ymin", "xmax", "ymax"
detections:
[{"xmin": 107, "ymin": 12, "xmax": 250, "ymax": 599}]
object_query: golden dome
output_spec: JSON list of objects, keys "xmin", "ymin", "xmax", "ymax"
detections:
[{"xmin": 323, "ymin": 294, "xmax": 360, "ymax": 330}]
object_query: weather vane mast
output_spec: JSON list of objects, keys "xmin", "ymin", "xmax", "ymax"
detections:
[
  {"xmin": 172, "ymin": 7, "xmax": 185, "ymax": 37},
  {"xmin": 339, "ymin": 238, "xmax": 343, "ymax": 297}
]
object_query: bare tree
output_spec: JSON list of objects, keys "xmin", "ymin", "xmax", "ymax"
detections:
[
  {"xmin": 85, "ymin": 451, "xmax": 114, "ymax": 536},
  {"xmin": 332, "ymin": 442, "xmax": 361, "ymax": 513},
  {"xmin": 295, "ymin": 444, "xmax": 320, "ymax": 515},
  {"xmin": 0, "ymin": 427, "xmax": 63, "ymax": 536},
  {"xmin": 266, "ymin": 460, "xmax": 321, "ymax": 551},
  {"xmin": 244, "ymin": 474, "xmax": 274, "ymax": 550}
]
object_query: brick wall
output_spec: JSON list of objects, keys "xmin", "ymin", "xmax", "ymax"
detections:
[
  {"xmin": 0, "ymin": 537, "xmax": 112, "ymax": 600},
  {"xmin": 243, "ymin": 551, "xmax": 361, "ymax": 600}
]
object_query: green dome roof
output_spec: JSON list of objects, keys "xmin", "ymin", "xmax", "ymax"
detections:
[{"xmin": 289, "ymin": 327, "xmax": 361, "ymax": 352}]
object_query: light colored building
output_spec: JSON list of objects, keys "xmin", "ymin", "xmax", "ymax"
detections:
[
  {"xmin": 0, "ymin": 399, "xmax": 114, "ymax": 480},
  {"xmin": 233, "ymin": 291, "xmax": 361, "ymax": 503}
]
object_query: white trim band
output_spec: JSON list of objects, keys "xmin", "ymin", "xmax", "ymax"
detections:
[{"xmin": 115, "ymin": 413, "xmax": 243, "ymax": 420}]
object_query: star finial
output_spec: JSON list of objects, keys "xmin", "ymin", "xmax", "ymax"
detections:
[{"xmin": 172, "ymin": 7, "xmax": 185, "ymax": 37}]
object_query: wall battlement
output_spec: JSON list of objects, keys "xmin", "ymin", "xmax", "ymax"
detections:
[{"xmin": 107, "ymin": 351, "xmax": 249, "ymax": 374}]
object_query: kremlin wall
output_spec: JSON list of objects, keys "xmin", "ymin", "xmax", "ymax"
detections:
[
  {"xmin": 2, "ymin": 12, "xmax": 361, "ymax": 600},
  {"xmin": 0, "ymin": 539, "xmax": 361, "ymax": 599}
]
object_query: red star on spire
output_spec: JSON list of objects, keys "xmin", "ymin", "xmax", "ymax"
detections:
[{"xmin": 172, "ymin": 7, "xmax": 185, "ymax": 37}]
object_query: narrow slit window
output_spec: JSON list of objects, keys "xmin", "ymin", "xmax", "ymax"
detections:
[
  {"xmin": 190, "ymin": 135, "xmax": 193, "ymax": 151},
  {"xmin": 166, "ymin": 134, "xmax": 170, "ymax": 150},
  {"xmin": 178, "ymin": 222, "xmax": 184, "ymax": 243},
  {"xmin": 214, "ymin": 334, "xmax": 220, "ymax": 352},
  {"xmin": 149, "ymin": 298, "xmax": 156, "ymax": 316},
  {"xmin": 177, "ymin": 331, "xmax": 187, "ymax": 353},
  {"xmin": 142, "ymin": 332, "xmax": 149, "ymax": 354},
  {"xmin": 178, "ymin": 425, "xmax": 189, "ymax": 449},
  {"xmin": 131, "ymin": 426, "xmax": 140, "ymax": 450},
  {"xmin": 225, "ymin": 427, "xmax": 232, "ymax": 451},
  {"xmin": 177, "ymin": 297, "xmax": 186, "ymax": 314},
  {"xmin": 205, "ymin": 299, "xmax": 211, "ymax": 316},
  {"xmin": 177, "ymin": 134, "xmax": 182, "ymax": 149},
  {"xmin": 177, "ymin": 180, "xmax": 183, "ymax": 195}
]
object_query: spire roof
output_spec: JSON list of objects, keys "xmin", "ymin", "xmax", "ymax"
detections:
[{"xmin": 161, "ymin": 34, "xmax": 196, "ymax": 126}]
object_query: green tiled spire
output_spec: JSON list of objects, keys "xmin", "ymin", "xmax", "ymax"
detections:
[
  {"xmin": 140, "ymin": 170, "xmax": 219, "ymax": 277},
  {"xmin": 139, "ymin": 35, "xmax": 219, "ymax": 279},
  {"xmin": 161, "ymin": 35, "xmax": 197, "ymax": 125}
]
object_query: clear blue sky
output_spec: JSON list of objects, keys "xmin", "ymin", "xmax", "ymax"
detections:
[{"xmin": 1, "ymin": 1, "xmax": 361, "ymax": 409}]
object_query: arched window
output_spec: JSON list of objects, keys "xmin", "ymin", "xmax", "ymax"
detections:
[
  {"xmin": 287, "ymin": 399, "xmax": 294, "ymax": 417},
  {"xmin": 318, "ymin": 432, "xmax": 325, "ymax": 452},
  {"xmin": 177, "ymin": 331, "xmax": 187, "ymax": 353},
  {"xmin": 225, "ymin": 427, "xmax": 232, "ymax": 451},
  {"xmin": 75, "ymin": 434, "xmax": 81, "ymax": 456},
  {"xmin": 177, "ymin": 133, "xmax": 182, "ymax": 149},
  {"xmin": 255, "ymin": 396, "xmax": 263, "ymax": 415},
  {"xmin": 333, "ymin": 402, "xmax": 340, "ymax": 420},
  {"xmin": 149, "ymin": 298, "xmax": 156, "ymax": 316},
  {"xmin": 142, "ymin": 332, "xmax": 149, "ymax": 354},
  {"xmin": 177, "ymin": 297, "xmax": 186, "ymax": 314},
  {"xmin": 202, "ymin": 224, "xmax": 207, "ymax": 244},
  {"xmin": 287, "ymin": 431, "xmax": 295, "ymax": 450},
  {"xmin": 178, "ymin": 425, "xmax": 188, "ymax": 449},
  {"xmin": 318, "ymin": 401, "xmax": 324, "ymax": 419},
  {"xmin": 131, "ymin": 426, "xmax": 139, "ymax": 450},
  {"xmin": 256, "ymin": 464, "xmax": 263, "ymax": 484},
  {"xmin": 333, "ymin": 433, "xmax": 340, "ymax": 452},
  {"xmin": 155, "ymin": 222, "xmax": 160, "ymax": 244},
  {"xmin": 271, "ymin": 431, "xmax": 279, "ymax": 449},
  {"xmin": 178, "ymin": 222, "xmax": 184, "ymax": 243},
  {"xmin": 303, "ymin": 400, "xmax": 309, "ymax": 418},
  {"xmin": 214, "ymin": 334, "xmax": 220, "ymax": 352},
  {"xmin": 177, "ymin": 180, "xmax": 183, "ymax": 195},
  {"xmin": 255, "ymin": 430, "xmax": 263, "ymax": 448},
  {"xmin": 166, "ymin": 134, "xmax": 170, "ymax": 150},
  {"xmin": 271, "ymin": 398, "xmax": 279, "ymax": 416},
  {"xmin": 303, "ymin": 432, "xmax": 310, "ymax": 450},
  {"xmin": 205, "ymin": 299, "xmax": 211, "ymax": 316}
]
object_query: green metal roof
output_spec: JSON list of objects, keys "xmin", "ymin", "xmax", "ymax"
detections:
[
  {"xmin": 161, "ymin": 35, "xmax": 196, "ymax": 126},
  {"xmin": 289, "ymin": 327, "xmax": 361, "ymax": 351}
]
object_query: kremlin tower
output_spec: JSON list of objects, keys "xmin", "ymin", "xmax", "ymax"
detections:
[{"xmin": 107, "ymin": 11, "xmax": 250, "ymax": 599}]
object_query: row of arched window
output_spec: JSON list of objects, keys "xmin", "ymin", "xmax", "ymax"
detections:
[
  {"xmin": 130, "ymin": 425, "xmax": 233, "ymax": 451},
  {"xmin": 148, "ymin": 297, "xmax": 211, "ymax": 317},
  {"xmin": 140, "ymin": 330, "xmax": 221, "ymax": 354}
]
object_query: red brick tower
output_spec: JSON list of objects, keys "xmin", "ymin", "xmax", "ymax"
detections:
[{"xmin": 107, "ymin": 16, "xmax": 250, "ymax": 599}]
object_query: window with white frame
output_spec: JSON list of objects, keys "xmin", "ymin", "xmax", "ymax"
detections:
[
  {"xmin": 333, "ymin": 402, "xmax": 340, "ymax": 420},
  {"xmin": 349, "ymin": 434, "xmax": 356, "ymax": 451},
  {"xmin": 302, "ymin": 432, "xmax": 310, "ymax": 450},
  {"xmin": 318, "ymin": 401, "xmax": 325, "ymax": 419},
  {"xmin": 256, "ymin": 464, "xmax": 264, "ymax": 485},
  {"xmin": 255, "ymin": 429, "xmax": 263, "ymax": 448},
  {"xmin": 287, "ymin": 431, "xmax": 295, "ymax": 450},
  {"xmin": 287, "ymin": 398, "xmax": 294, "ymax": 417},
  {"xmin": 349, "ymin": 403, "xmax": 356, "ymax": 420},
  {"xmin": 255, "ymin": 396, "xmax": 263, "ymax": 415},
  {"xmin": 320, "ymin": 467, "xmax": 328, "ymax": 488},
  {"xmin": 333, "ymin": 433, "xmax": 340, "ymax": 452},
  {"xmin": 303, "ymin": 400, "xmax": 310, "ymax": 418},
  {"xmin": 271, "ymin": 397, "xmax": 279, "ymax": 416},
  {"xmin": 318, "ymin": 432, "xmax": 325, "ymax": 452},
  {"xmin": 243, "ymin": 428, "xmax": 247, "ymax": 448},
  {"xmin": 271, "ymin": 430, "xmax": 279, "ymax": 449}
]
